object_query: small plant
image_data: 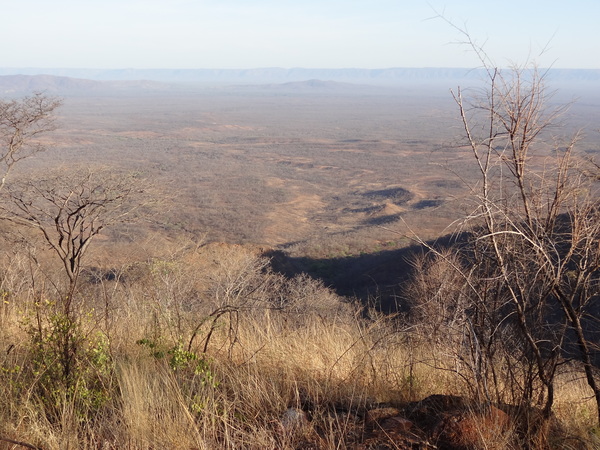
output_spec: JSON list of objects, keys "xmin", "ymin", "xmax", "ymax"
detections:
[
  {"xmin": 19, "ymin": 301, "xmax": 114, "ymax": 423},
  {"xmin": 136, "ymin": 337, "xmax": 219, "ymax": 420},
  {"xmin": 136, "ymin": 338, "xmax": 218, "ymax": 387}
]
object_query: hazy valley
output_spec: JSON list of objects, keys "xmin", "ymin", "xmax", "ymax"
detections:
[
  {"xmin": 1, "ymin": 71, "xmax": 600, "ymax": 448},
  {"xmin": 5, "ymin": 73, "xmax": 597, "ymax": 299}
]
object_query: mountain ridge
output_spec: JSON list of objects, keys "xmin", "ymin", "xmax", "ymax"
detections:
[
  {"xmin": 0, "ymin": 74, "xmax": 170, "ymax": 95},
  {"xmin": 1, "ymin": 67, "xmax": 599, "ymax": 85}
]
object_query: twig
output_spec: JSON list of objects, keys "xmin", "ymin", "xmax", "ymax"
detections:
[{"xmin": 0, "ymin": 435, "xmax": 43, "ymax": 450}]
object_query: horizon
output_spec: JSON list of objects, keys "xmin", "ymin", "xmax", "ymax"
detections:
[
  {"xmin": 3, "ymin": 65, "xmax": 600, "ymax": 71},
  {"xmin": 2, "ymin": 66, "xmax": 600, "ymax": 74},
  {"xmin": 2, "ymin": 66, "xmax": 599, "ymax": 87},
  {"xmin": 2, "ymin": 67, "xmax": 599, "ymax": 89}
]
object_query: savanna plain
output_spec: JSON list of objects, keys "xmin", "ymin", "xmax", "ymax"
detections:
[{"xmin": 1, "ymin": 75, "xmax": 600, "ymax": 449}]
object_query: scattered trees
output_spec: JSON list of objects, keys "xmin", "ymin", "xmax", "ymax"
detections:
[{"xmin": 0, "ymin": 93, "xmax": 150, "ymax": 420}]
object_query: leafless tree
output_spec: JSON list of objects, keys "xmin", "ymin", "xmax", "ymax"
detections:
[
  {"xmin": 0, "ymin": 93, "xmax": 61, "ymax": 189},
  {"xmin": 0, "ymin": 168, "xmax": 147, "ymax": 386},
  {"xmin": 454, "ymin": 59, "xmax": 600, "ymax": 419},
  {"xmin": 0, "ymin": 168, "xmax": 145, "ymax": 314},
  {"xmin": 407, "ymin": 24, "xmax": 600, "ymax": 436}
]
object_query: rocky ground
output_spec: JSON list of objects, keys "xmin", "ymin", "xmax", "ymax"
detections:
[{"xmin": 279, "ymin": 394, "xmax": 587, "ymax": 450}]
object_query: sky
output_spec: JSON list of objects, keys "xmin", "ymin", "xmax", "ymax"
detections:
[{"xmin": 2, "ymin": 0, "xmax": 599, "ymax": 69}]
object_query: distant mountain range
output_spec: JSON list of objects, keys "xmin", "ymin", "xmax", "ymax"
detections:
[
  {"xmin": 1, "ymin": 67, "xmax": 599, "ymax": 85},
  {"xmin": 0, "ymin": 74, "xmax": 169, "ymax": 95},
  {"xmin": 0, "ymin": 68, "xmax": 598, "ymax": 96}
]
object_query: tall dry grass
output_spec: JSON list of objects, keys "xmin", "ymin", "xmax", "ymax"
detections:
[{"xmin": 0, "ymin": 242, "xmax": 597, "ymax": 448}]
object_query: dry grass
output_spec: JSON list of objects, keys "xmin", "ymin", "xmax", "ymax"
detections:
[{"xmin": 0, "ymin": 242, "xmax": 597, "ymax": 449}]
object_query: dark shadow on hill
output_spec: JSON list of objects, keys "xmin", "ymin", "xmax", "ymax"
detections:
[
  {"xmin": 266, "ymin": 212, "xmax": 600, "ymax": 366},
  {"xmin": 266, "ymin": 231, "xmax": 470, "ymax": 312}
]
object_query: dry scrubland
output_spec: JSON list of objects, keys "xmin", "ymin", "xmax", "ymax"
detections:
[
  {"xmin": 26, "ymin": 85, "xmax": 469, "ymax": 248},
  {"xmin": 0, "ymin": 242, "xmax": 598, "ymax": 449},
  {"xmin": 0, "ymin": 74, "xmax": 599, "ymax": 448}
]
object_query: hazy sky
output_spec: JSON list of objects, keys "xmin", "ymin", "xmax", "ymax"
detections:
[{"xmin": 3, "ymin": 0, "xmax": 598, "ymax": 69}]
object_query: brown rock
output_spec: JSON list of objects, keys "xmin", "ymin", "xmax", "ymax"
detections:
[
  {"xmin": 360, "ymin": 409, "xmax": 426, "ymax": 450},
  {"xmin": 380, "ymin": 416, "xmax": 413, "ymax": 433},
  {"xmin": 432, "ymin": 405, "xmax": 511, "ymax": 449},
  {"xmin": 365, "ymin": 407, "xmax": 402, "ymax": 426}
]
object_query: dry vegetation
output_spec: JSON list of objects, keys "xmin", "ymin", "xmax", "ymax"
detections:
[
  {"xmin": 22, "ymin": 85, "xmax": 470, "ymax": 249},
  {"xmin": 0, "ymin": 241, "xmax": 598, "ymax": 449},
  {"xmin": 0, "ymin": 65, "xmax": 599, "ymax": 449}
]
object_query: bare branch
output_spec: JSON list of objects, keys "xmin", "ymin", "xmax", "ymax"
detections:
[
  {"xmin": 0, "ymin": 93, "xmax": 62, "ymax": 189},
  {"xmin": 0, "ymin": 168, "xmax": 148, "ymax": 312}
]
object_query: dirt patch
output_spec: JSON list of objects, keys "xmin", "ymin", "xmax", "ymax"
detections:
[
  {"xmin": 263, "ymin": 191, "xmax": 326, "ymax": 245},
  {"xmin": 117, "ymin": 130, "xmax": 164, "ymax": 139}
]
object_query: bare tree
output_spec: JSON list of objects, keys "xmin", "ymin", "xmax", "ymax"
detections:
[
  {"xmin": 458, "ymin": 66, "xmax": 600, "ymax": 422},
  {"xmin": 0, "ymin": 93, "xmax": 61, "ymax": 189},
  {"xmin": 0, "ymin": 168, "xmax": 147, "ymax": 388},
  {"xmin": 406, "ymin": 23, "xmax": 600, "ymax": 438},
  {"xmin": 0, "ymin": 168, "xmax": 145, "ymax": 313}
]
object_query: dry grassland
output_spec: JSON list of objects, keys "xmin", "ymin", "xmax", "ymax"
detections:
[{"xmin": 0, "ymin": 83, "xmax": 599, "ymax": 448}]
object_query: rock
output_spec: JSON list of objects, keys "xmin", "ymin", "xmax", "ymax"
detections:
[
  {"xmin": 432, "ymin": 405, "xmax": 511, "ymax": 450},
  {"xmin": 365, "ymin": 407, "xmax": 402, "ymax": 427},
  {"xmin": 281, "ymin": 407, "xmax": 309, "ymax": 432},
  {"xmin": 360, "ymin": 408, "xmax": 424, "ymax": 450},
  {"xmin": 380, "ymin": 416, "xmax": 413, "ymax": 433},
  {"xmin": 407, "ymin": 394, "xmax": 473, "ymax": 432}
]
